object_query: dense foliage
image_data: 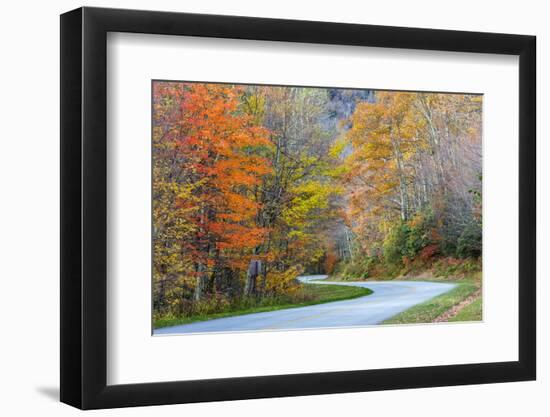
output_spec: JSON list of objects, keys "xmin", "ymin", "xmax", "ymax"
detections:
[{"xmin": 152, "ymin": 82, "xmax": 482, "ymax": 321}]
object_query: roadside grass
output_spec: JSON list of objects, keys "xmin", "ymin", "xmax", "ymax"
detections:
[
  {"xmin": 449, "ymin": 297, "xmax": 482, "ymax": 322},
  {"xmin": 154, "ymin": 284, "xmax": 373, "ymax": 329},
  {"xmin": 382, "ymin": 281, "xmax": 480, "ymax": 325}
]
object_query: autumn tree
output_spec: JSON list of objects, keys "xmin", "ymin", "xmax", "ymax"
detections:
[
  {"xmin": 337, "ymin": 90, "xmax": 482, "ymax": 270},
  {"xmin": 153, "ymin": 82, "xmax": 271, "ymax": 308},
  {"xmin": 241, "ymin": 86, "xmax": 343, "ymax": 293},
  {"xmin": 152, "ymin": 81, "xmax": 483, "ymax": 321}
]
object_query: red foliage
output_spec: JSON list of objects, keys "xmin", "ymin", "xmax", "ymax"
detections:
[
  {"xmin": 153, "ymin": 82, "xmax": 273, "ymax": 271},
  {"xmin": 419, "ymin": 244, "xmax": 439, "ymax": 262},
  {"xmin": 324, "ymin": 251, "xmax": 338, "ymax": 274}
]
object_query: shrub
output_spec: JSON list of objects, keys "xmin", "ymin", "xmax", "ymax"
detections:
[
  {"xmin": 457, "ymin": 218, "xmax": 482, "ymax": 258},
  {"xmin": 382, "ymin": 209, "xmax": 435, "ymax": 266},
  {"xmin": 382, "ymin": 222, "xmax": 409, "ymax": 265},
  {"xmin": 419, "ymin": 244, "xmax": 439, "ymax": 262},
  {"xmin": 324, "ymin": 251, "xmax": 338, "ymax": 274},
  {"xmin": 332, "ymin": 256, "xmax": 375, "ymax": 280}
]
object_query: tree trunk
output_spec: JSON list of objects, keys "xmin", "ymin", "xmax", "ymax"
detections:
[
  {"xmin": 244, "ymin": 269, "xmax": 256, "ymax": 296},
  {"xmin": 194, "ymin": 263, "xmax": 207, "ymax": 301}
]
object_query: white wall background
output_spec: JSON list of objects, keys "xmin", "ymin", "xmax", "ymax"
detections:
[{"xmin": 0, "ymin": 0, "xmax": 545, "ymax": 415}]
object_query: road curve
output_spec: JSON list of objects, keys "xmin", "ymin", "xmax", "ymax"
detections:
[{"xmin": 154, "ymin": 276, "xmax": 456, "ymax": 335}]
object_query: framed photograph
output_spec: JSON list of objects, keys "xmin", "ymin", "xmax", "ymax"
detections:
[{"xmin": 60, "ymin": 6, "xmax": 536, "ymax": 409}]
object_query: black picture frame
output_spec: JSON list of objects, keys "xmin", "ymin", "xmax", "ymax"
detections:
[{"xmin": 60, "ymin": 6, "xmax": 536, "ymax": 410}]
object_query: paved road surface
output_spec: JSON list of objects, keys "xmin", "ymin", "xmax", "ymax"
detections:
[{"xmin": 154, "ymin": 276, "xmax": 456, "ymax": 335}]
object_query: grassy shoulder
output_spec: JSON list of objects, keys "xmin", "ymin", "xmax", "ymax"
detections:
[
  {"xmin": 449, "ymin": 297, "xmax": 482, "ymax": 322},
  {"xmin": 154, "ymin": 283, "xmax": 373, "ymax": 329},
  {"xmin": 382, "ymin": 280, "xmax": 480, "ymax": 325}
]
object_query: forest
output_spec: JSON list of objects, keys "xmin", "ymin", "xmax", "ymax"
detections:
[{"xmin": 152, "ymin": 81, "xmax": 482, "ymax": 327}]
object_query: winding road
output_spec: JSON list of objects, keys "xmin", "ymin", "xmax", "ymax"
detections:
[{"xmin": 154, "ymin": 276, "xmax": 456, "ymax": 335}]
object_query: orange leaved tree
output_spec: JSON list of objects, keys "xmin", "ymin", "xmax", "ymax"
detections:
[{"xmin": 153, "ymin": 82, "xmax": 272, "ymax": 304}]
